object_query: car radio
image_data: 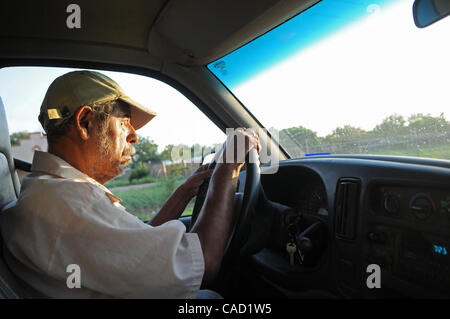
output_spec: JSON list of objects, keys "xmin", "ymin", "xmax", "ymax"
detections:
[
  {"xmin": 394, "ymin": 230, "xmax": 450, "ymax": 291},
  {"xmin": 365, "ymin": 184, "xmax": 450, "ymax": 296}
]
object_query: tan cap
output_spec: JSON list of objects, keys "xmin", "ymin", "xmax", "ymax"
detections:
[{"xmin": 39, "ymin": 70, "xmax": 156, "ymax": 131}]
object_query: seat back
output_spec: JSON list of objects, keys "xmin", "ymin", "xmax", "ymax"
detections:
[
  {"xmin": 0, "ymin": 97, "xmax": 20, "ymax": 210},
  {"xmin": 0, "ymin": 96, "xmax": 43, "ymax": 298}
]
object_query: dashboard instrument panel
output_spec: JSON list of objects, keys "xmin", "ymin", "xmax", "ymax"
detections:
[{"xmin": 251, "ymin": 156, "xmax": 450, "ymax": 298}]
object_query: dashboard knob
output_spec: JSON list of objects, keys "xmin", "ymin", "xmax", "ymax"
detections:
[
  {"xmin": 409, "ymin": 194, "xmax": 435, "ymax": 219},
  {"xmin": 384, "ymin": 194, "xmax": 400, "ymax": 214},
  {"xmin": 440, "ymin": 196, "xmax": 450, "ymax": 217}
]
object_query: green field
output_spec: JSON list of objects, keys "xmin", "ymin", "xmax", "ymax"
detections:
[
  {"xmin": 113, "ymin": 176, "xmax": 194, "ymax": 221},
  {"xmin": 366, "ymin": 144, "xmax": 450, "ymax": 159},
  {"xmin": 105, "ymin": 175, "xmax": 156, "ymax": 188}
]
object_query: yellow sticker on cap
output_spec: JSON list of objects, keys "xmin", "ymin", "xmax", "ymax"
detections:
[{"xmin": 47, "ymin": 108, "xmax": 61, "ymax": 120}]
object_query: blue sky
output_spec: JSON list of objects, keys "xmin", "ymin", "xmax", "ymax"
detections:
[{"xmin": 208, "ymin": 0, "xmax": 400, "ymax": 89}]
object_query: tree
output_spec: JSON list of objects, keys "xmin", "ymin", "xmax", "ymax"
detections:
[
  {"xmin": 407, "ymin": 113, "xmax": 449, "ymax": 134},
  {"xmin": 161, "ymin": 144, "xmax": 190, "ymax": 162},
  {"xmin": 276, "ymin": 126, "xmax": 321, "ymax": 156},
  {"xmin": 190, "ymin": 143, "xmax": 203, "ymax": 159},
  {"xmin": 10, "ymin": 131, "xmax": 30, "ymax": 145},
  {"xmin": 132, "ymin": 136, "xmax": 160, "ymax": 164},
  {"xmin": 280, "ymin": 126, "xmax": 320, "ymax": 146},
  {"xmin": 160, "ymin": 144, "xmax": 175, "ymax": 161},
  {"xmin": 373, "ymin": 114, "xmax": 406, "ymax": 137},
  {"xmin": 326, "ymin": 125, "xmax": 366, "ymax": 143}
]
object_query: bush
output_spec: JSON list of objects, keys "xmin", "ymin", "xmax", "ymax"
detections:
[
  {"xmin": 106, "ymin": 175, "xmax": 156, "ymax": 188},
  {"xmin": 10, "ymin": 131, "xmax": 30, "ymax": 145},
  {"xmin": 159, "ymin": 175, "xmax": 181, "ymax": 199},
  {"xmin": 129, "ymin": 162, "xmax": 150, "ymax": 183},
  {"xmin": 166, "ymin": 163, "xmax": 188, "ymax": 177}
]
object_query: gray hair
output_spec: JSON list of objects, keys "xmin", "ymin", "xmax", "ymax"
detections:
[{"xmin": 45, "ymin": 99, "xmax": 118, "ymax": 146}]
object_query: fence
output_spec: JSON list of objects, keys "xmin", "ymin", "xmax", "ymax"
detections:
[{"xmin": 282, "ymin": 131, "xmax": 450, "ymax": 159}]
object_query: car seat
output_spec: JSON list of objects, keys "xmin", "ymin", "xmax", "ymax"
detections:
[{"xmin": 0, "ymin": 96, "xmax": 44, "ymax": 298}]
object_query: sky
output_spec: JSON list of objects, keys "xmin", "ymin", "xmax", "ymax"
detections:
[
  {"xmin": 0, "ymin": 67, "xmax": 225, "ymax": 152},
  {"xmin": 229, "ymin": 0, "xmax": 450, "ymax": 137},
  {"xmin": 1, "ymin": 0, "xmax": 449, "ymax": 151},
  {"xmin": 208, "ymin": 0, "xmax": 398, "ymax": 88}
]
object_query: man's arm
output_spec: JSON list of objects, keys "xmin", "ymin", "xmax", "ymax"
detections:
[
  {"xmin": 190, "ymin": 163, "xmax": 240, "ymax": 285},
  {"xmin": 190, "ymin": 128, "xmax": 259, "ymax": 285}
]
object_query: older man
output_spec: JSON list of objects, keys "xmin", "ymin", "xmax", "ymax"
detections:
[{"xmin": 0, "ymin": 70, "xmax": 259, "ymax": 298}]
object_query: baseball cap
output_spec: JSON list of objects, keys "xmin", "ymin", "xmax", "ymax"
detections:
[{"xmin": 38, "ymin": 70, "xmax": 157, "ymax": 132}]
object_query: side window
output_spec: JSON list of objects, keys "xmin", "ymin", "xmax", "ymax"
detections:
[{"xmin": 0, "ymin": 66, "xmax": 225, "ymax": 220}]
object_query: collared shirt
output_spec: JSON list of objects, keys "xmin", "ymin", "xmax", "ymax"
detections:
[{"xmin": 0, "ymin": 151, "xmax": 204, "ymax": 298}]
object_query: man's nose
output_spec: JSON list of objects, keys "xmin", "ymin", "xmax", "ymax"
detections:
[{"xmin": 127, "ymin": 125, "xmax": 139, "ymax": 144}]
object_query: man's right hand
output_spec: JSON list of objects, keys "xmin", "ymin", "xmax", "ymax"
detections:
[{"xmin": 219, "ymin": 128, "xmax": 260, "ymax": 170}]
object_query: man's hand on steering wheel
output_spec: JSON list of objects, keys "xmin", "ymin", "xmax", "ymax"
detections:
[
  {"xmin": 180, "ymin": 164, "xmax": 214, "ymax": 198},
  {"xmin": 219, "ymin": 128, "xmax": 261, "ymax": 170}
]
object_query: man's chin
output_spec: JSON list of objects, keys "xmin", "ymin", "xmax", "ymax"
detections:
[{"xmin": 101, "ymin": 162, "xmax": 128, "ymax": 181}]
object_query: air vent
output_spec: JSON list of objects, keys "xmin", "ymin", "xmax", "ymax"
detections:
[{"xmin": 335, "ymin": 178, "xmax": 360, "ymax": 240}]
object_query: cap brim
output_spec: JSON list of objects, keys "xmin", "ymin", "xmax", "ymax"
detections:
[{"xmin": 118, "ymin": 96, "xmax": 157, "ymax": 130}]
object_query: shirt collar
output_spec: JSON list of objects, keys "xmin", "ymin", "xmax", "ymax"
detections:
[{"xmin": 31, "ymin": 151, "xmax": 121, "ymax": 203}]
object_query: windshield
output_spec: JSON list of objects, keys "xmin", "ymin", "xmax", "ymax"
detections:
[{"xmin": 208, "ymin": 0, "xmax": 450, "ymax": 160}]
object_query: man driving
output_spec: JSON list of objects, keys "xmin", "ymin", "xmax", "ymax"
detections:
[{"xmin": 0, "ymin": 70, "xmax": 259, "ymax": 298}]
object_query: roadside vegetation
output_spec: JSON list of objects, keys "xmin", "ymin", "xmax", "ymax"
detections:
[
  {"xmin": 113, "ymin": 175, "xmax": 194, "ymax": 221},
  {"xmin": 104, "ymin": 136, "xmax": 218, "ymax": 220},
  {"xmin": 277, "ymin": 113, "xmax": 450, "ymax": 160},
  {"xmin": 10, "ymin": 131, "xmax": 30, "ymax": 145},
  {"xmin": 11, "ymin": 113, "xmax": 449, "ymax": 221}
]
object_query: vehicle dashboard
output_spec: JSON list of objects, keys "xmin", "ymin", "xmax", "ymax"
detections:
[{"xmin": 244, "ymin": 155, "xmax": 450, "ymax": 298}]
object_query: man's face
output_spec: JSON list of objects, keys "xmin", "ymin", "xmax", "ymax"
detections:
[{"xmin": 91, "ymin": 102, "xmax": 138, "ymax": 183}]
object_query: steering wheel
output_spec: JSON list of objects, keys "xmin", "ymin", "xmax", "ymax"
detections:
[{"xmin": 190, "ymin": 145, "xmax": 261, "ymax": 257}]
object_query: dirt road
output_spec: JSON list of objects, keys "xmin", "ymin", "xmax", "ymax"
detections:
[{"xmin": 109, "ymin": 182, "xmax": 156, "ymax": 192}]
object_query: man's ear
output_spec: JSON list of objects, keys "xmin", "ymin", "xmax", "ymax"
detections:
[{"xmin": 74, "ymin": 105, "xmax": 94, "ymax": 141}]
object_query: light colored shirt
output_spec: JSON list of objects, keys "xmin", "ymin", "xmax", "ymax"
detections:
[{"xmin": 0, "ymin": 151, "xmax": 204, "ymax": 298}]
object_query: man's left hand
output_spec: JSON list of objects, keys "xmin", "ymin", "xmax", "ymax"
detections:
[{"xmin": 180, "ymin": 164, "xmax": 214, "ymax": 198}]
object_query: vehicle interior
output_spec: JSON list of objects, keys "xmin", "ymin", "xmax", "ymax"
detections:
[{"xmin": 1, "ymin": 0, "xmax": 450, "ymax": 299}]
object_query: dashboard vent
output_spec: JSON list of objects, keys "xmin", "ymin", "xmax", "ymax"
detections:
[{"xmin": 335, "ymin": 178, "xmax": 360, "ymax": 240}]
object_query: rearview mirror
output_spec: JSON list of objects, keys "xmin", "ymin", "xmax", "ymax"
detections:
[{"xmin": 413, "ymin": 0, "xmax": 450, "ymax": 28}]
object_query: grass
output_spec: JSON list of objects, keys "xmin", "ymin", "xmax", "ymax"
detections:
[
  {"xmin": 362, "ymin": 144, "xmax": 450, "ymax": 160},
  {"xmin": 112, "ymin": 175, "xmax": 191, "ymax": 220},
  {"xmin": 105, "ymin": 175, "xmax": 156, "ymax": 188}
]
